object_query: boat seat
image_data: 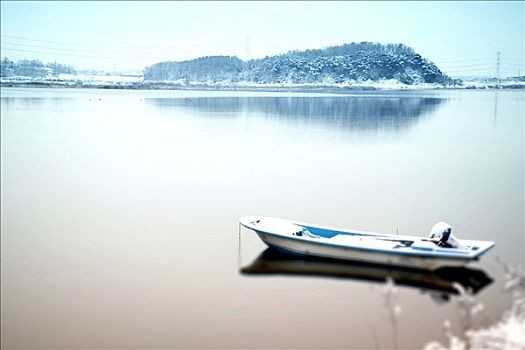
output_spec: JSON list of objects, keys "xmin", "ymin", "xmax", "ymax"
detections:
[
  {"xmin": 329, "ymin": 235, "xmax": 400, "ymax": 249},
  {"xmin": 412, "ymin": 240, "xmax": 436, "ymax": 251}
]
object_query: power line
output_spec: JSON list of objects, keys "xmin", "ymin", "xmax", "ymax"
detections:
[
  {"xmin": 443, "ymin": 65, "xmax": 519, "ymax": 73},
  {"xmin": 435, "ymin": 58, "xmax": 524, "ymax": 67},
  {"xmin": 1, "ymin": 47, "xmax": 144, "ymax": 59},
  {"xmin": 1, "ymin": 40, "xmax": 240, "ymax": 56},
  {"xmin": 445, "ymin": 69, "xmax": 496, "ymax": 73},
  {"xmin": 2, "ymin": 47, "xmax": 518, "ymax": 72},
  {"xmin": 433, "ymin": 58, "xmax": 494, "ymax": 64},
  {"xmin": 439, "ymin": 61, "xmax": 493, "ymax": 65},
  {"xmin": 1, "ymin": 34, "xmax": 241, "ymax": 50},
  {"xmin": 1, "ymin": 46, "xmax": 239, "ymax": 60},
  {"xmin": 500, "ymin": 60, "xmax": 525, "ymax": 65},
  {"xmin": 439, "ymin": 63, "xmax": 495, "ymax": 69},
  {"xmin": 500, "ymin": 64, "xmax": 525, "ymax": 69},
  {"xmin": 503, "ymin": 57, "xmax": 525, "ymax": 62},
  {"xmin": 444, "ymin": 65, "xmax": 516, "ymax": 71}
]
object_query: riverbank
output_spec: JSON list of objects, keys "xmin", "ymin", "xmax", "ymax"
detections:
[{"xmin": 2, "ymin": 76, "xmax": 524, "ymax": 91}]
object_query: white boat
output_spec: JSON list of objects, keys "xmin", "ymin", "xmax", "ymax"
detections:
[{"xmin": 239, "ymin": 216, "xmax": 495, "ymax": 270}]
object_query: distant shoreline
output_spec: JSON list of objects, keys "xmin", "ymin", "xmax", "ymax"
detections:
[{"xmin": 1, "ymin": 80, "xmax": 524, "ymax": 92}]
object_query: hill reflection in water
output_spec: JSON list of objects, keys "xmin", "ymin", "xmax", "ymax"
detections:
[{"xmin": 145, "ymin": 95, "xmax": 446, "ymax": 132}]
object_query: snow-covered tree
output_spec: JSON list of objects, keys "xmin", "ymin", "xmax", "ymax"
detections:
[{"xmin": 144, "ymin": 42, "xmax": 451, "ymax": 85}]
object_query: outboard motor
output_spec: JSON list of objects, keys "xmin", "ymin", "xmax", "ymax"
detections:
[{"xmin": 429, "ymin": 222, "xmax": 464, "ymax": 249}]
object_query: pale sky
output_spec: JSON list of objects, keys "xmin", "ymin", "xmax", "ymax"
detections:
[{"xmin": 1, "ymin": 1, "xmax": 523, "ymax": 77}]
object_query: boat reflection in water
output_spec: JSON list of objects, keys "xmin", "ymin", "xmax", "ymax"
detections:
[{"xmin": 241, "ymin": 248, "xmax": 492, "ymax": 303}]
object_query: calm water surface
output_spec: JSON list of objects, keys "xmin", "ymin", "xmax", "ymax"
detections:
[{"xmin": 1, "ymin": 88, "xmax": 523, "ymax": 349}]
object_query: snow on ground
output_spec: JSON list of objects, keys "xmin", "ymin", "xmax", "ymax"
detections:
[
  {"xmin": 459, "ymin": 79, "xmax": 525, "ymax": 89},
  {"xmin": 0, "ymin": 74, "xmax": 141, "ymax": 85},
  {"xmin": 1, "ymin": 75, "xmax": 523, "ymax": 90},
  {"xmin": 175, "ymin": 78, "xmax": 447, "ymax": 90},
  {"xmin": 57, "ymin": 74, "xmax": 142, "ymax": 83}
]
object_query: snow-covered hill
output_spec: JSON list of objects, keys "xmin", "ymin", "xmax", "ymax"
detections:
[{"xmin": 144, "ymin": 42, "xmax": 451, "ymax": 86}]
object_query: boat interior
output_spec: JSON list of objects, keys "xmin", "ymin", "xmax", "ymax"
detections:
[{"xmin": 245, "ymin": 217, "xmax": 494, "ymax": 256}]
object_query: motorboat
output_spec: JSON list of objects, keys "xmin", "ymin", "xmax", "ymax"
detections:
[{"xmin": 239, "ymin": 216, "xmax": 495, "ymax": 270}]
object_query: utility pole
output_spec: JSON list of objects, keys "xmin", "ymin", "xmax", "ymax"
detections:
[
  {"xmin": 244, "ymin": 36, "xmax": 251, "ymax": 61},
  {"xmin": 495, "ymin": 51, "xmax": 501, "ymax": 82}
]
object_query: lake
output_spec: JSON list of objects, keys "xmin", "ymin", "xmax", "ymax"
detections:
[{"xmin": 1, "ymin": 87, "xmax": 523, "ymax": 349}]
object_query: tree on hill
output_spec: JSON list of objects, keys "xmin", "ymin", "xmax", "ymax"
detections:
[
  {"xmin": 0, "ymin": 57, "xmax": 77, "ymax": 78},
  {"xmin": 144, "ymin": 42, "xmax": 450, "ymax": 85}
]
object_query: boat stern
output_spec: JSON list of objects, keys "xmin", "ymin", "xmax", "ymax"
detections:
[{"xmin": 469, "ymin": 240, "xmax": 496, "ymax": 260}]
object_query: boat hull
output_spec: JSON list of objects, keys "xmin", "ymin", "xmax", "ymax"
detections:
[{"xmin": 255, "ymin": 230, "xmax": 467, "ymax": 270}]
